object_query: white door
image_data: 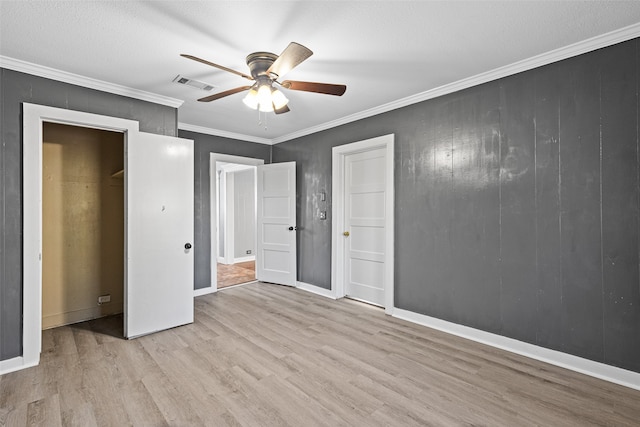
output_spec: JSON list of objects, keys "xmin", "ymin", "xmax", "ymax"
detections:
[
  {"xmin": 256, "ymin": 162, "xmax": 297, "ymax": 286},
  {"xmin": 125, "ymin": 132, "xmax": 194, "ymax": 338},
  {"xmin": 344, "ymin": 148, "xmax": 387, "ymax": 306}
]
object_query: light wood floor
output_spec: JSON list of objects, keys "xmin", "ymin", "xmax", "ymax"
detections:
[
  {"xmin": 217, "ymin": 261, "xmax": 256, "ymax": 289},
  {"xmin": 1, "ymin": 282, "xmax": 639, "ymax": 426}
]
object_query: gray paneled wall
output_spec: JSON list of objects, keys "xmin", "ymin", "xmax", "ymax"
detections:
[
  {"xmin": 272, "ymin": 39, "xmax": 640, "ymax": 373},
  {"xmin": 0, "ymin": 69, "xmax": 178, "ymax": 360},
  {"xmin": 178, "ymin": 130, "xmax": 270, "ymax": 290}
]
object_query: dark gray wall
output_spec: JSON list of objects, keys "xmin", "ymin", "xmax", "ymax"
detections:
[
  {"xmin": 0, "ymin": 69, "xmax": 178, "ymax": 361},
  {"xmin": 272, "ymin": 39, "xmax": 640, "ymax": 373},
  {"xmin": 178, "ymin": 130, "xmax": 270, "ymax": 290}
]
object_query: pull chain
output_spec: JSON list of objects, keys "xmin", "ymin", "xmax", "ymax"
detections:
[{"xmin": 257, "ymin": 110, "xmax": 268, "ymax": 131}]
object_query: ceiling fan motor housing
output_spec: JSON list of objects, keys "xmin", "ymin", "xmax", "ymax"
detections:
[{"xmin": 246, "ymin": 52, "xmax": 278, "ymax": 80}]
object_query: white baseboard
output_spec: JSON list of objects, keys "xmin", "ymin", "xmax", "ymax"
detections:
[
  {"xmin": 217, "ymin": 256, "xmax": 255, "ymax": 265},
  {"xmin": 296, "ymin": 281, "xmax": 336, "ymax": 299},
  {"xmin": 42, "ymin": 303, "xmax": 123, "ymax": 330},
  {"xmin": 194, "ymin": 286, "xmax": 216, "ymax": 297},
  {"xmin": 393, "ymin": 308, "xmax": 640, "ymax": 391},
  {"xmin": 0, "ymin": 356, "xmax": 38, "ymax": 376}
]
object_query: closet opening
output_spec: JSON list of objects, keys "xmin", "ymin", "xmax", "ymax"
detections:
[{"xmin": 42, "ymin": 122, "xmax": 124, "ymax": 334}]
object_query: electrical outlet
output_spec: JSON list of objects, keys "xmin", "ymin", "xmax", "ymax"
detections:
[
  {"xmin": 246, "ymin": 250, "xmax": 252, "ymax": 255},
  {"xmin": 319, "ymin": 211, "xmax": 327, "ymax": 220},
  {"xmin": 98, "ymin": 295, "xmax": 111, "ymax": 305}
]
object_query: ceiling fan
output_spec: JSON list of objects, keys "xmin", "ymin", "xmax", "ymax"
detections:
[{"xmin": 181, "ymin": 42, "xmax": 346, "ymax": 114}]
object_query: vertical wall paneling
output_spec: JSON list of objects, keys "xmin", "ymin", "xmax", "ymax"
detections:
[
  {"xmin": 498, "ymin": 76, "xmax": 538, "ymax": 342},
  {"xmin": 0, "ymin": 70, "xmax": 7, "ymax": 359},
  {"xmin": 272, "ymin": 38, "xmax": 640, "ymax": 374},
  {"xmin": 533, "ymin": 64, "xmax": 563, "ymax": 350},
  {"xmin": 600, "ymin": 42, "xmax": 640, "ymax": 372},
  {"xmin": 0, "ymin": 71, "xmax": 24, "ymax": 360},
  {"xmin": 558, "ymin": 51, "xmax": 604, "ymax": 361},
  {"xmin": 452, "ymin": 87, "xmax": 502, "ymax": 333},
  {"xmin": 395, "ymin": 101, "xmax": 437, "ymax": 315}
]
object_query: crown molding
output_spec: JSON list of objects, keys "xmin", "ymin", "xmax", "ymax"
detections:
[
  {"xmin": 178, "ymin": 122, "xmax": 272, "ymax": 145},
  {"xmin": 271, "ymin": 22, "xmax": 640, "ymax": 144},
  {"xmin": 0, "ymin": 56, "xmax": 184, "ymax": 108},
  {"xmin": 13, "ymin": 21, "xmax": 634, "ymax": 145}
]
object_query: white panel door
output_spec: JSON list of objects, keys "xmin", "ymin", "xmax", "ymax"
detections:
[
  {"xmin": 256, "ymin": 162, "xmax": 297, "ymax": 286},
  {"xmin": 344, "ymin": 148, "xmax": 387, "ymax": 306},
  {"xmin": 126, "ymin": 132, "xmax": 194, "ymax": 338}
]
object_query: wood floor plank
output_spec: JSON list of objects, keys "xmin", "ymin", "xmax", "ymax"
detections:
[
  {"xmin": 26, "ymin": 395, "xmax": 62, "ymax": 427},
  {"xmin": 119, "ymin": 380, "xmax": 168, "ymax": 427},
  {"xmin": 2, "ymin": 282, "xmax": 639, "ymax": 426},
  {"xmin": 141, "ymin": 372, "xmax": 205, "ymax": 426},
  {"xmin": 0, "ymin": 403, "xmax": 28, "ymax": 427}
]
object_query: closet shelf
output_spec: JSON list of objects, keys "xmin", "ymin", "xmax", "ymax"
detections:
[{"xmin": 111, "ymin": 169, "xmax": 124, "ymax": 179}]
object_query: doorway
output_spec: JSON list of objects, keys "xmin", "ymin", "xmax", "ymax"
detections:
[
  {"xmin": 42, "ymin": 122, "xmax": 124, "ymax": 330},
  {"xmin": 216, "ymin": 162, "xmax": 257, "ymax": 288},
  {"xmin": 210, "ymin": 154, "xmax": 264, "ymax": 291},
  {"xmin": 332, "ymin": 134, "xmax": 395, "ymax": 313},
  {"xmin": 22, "ymin": 103, "xmax": 194, "ymax": 374}
]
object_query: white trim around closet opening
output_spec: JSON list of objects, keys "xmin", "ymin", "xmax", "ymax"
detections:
[{"xmin": 17, "ymin": 103, "xmax": 139, "ymax": 375}]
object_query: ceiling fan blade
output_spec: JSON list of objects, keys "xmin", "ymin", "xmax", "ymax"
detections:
[
  {"xmin": 266, "ymin": 42, "xmax": 313, "ymax": 79},
  {"xmin": 181, "ymin": 54, "xmax": 253, "ymax": 81},
  {"xmin": 281, "ymin": 80, "xmax": 347, "ymax": 96},
  {"xmin": 197, "ymin": 86, "xmax": 252, "ymax": 102},
  {"xmin": 274, "ymin": 104, "xmax": 290, "ymax": 115}
]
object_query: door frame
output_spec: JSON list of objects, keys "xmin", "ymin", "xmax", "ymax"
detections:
[
  {"xmin": 209, "ymin": 153, "xmax": 264, "ymax": 291},
  {"xmin": 21, "ymin": 103, "xmax": 139, "ymax": 371},
  {"xmin": 331, "ymin": 134, "xmax": 395, "ymax": 314},
  {"xmin": 218, "ymin": 163, "xmax": 258, "ymax": 265}
]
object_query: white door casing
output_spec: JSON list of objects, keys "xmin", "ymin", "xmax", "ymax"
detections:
[
  {"xmin": 332, "ymin": 134, "xmax": 394, "ymax": 313},
  {"xmin": 256, "ymin": 162, "xmax": 297, "ymax": 286},
  {"xmin": 21, "ymin": 104, "xmax": 137, "ymax": 373},
  {"xmin": 125, "ymin": 132, "xmax": 194, "ymax": 338},
  {"xmin": 344, "ymin": 147, "xmax": 387, "ymax": 306},
  {"xmin": 208, "ymin": 154, "xmax": 264, "ymax": 293},
  {"xmin": 217, "ymin": 163, "xmax": 258, "ymax": 266}
]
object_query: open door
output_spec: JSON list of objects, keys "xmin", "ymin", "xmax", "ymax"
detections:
[
  {"xmin": 125, "ymin": 131, "xmax": 194, "ymax": 338},
  {"xmin": 256, "ymin": 162, "xmax": 297, "ymax": 286}
]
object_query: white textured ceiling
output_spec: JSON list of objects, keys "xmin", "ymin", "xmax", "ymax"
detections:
[{"xmin": 1, "ymin": 1, "xmax": 640, "ymax": 143}]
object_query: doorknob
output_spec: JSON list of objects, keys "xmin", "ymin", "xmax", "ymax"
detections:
[
  {"xmin": 184, "ymin": 243, "xmax": 192, "ymax": 249},
  {"xmin": 288, "ymin": 226, "xmax": 298, "ymax": 231},
  {"xmin": 343, "ymin": 231, "xmax": 350, "ymax": 237}
]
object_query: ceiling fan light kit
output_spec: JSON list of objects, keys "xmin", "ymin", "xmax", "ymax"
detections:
[
  {"xmin": 270, "ymin": 89, "xmax": 289, "ymax": 110},
  {"xmin": 181, "ymin": 42, "xmax": 346, "ymax": 117}
]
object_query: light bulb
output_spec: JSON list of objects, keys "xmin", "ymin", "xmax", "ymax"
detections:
[
  {"xmin": 242, "ymin": 88, "xmax": 259, "ymax": 109},
  {"xmin": 271, "ymin": 89, "xmax": 289, "ymax": 110},
  {"xmin": 257, "ymin": 85, "xmax": 273, "ymax": 112}
]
